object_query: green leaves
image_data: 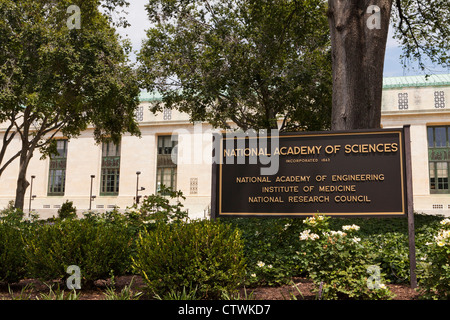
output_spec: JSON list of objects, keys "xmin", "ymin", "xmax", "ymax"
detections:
[
  {"xmin": 132, "ymin": 219, "xmax": 246, "ymax": 299},
  {"xmin": 417, "ymin": 219, "xmax": 450, "ymax": 299},
  {"xmin": 139, "ymin": 0, "xmax": 332, "ymax": 131},
  {"xmin": 392, "ymin": 0, "xmax": 450, "ymax": 72},
  {"xmin": 299, "ymin": 216, "xmax": 394, "ymax": 300},
  {"xmin": 0, "ymin": 0, "xmax": 140, "ymax": 180},
  {"xmin": 23, "ymin": 216, "xmax": 134, "ymax": 284}
]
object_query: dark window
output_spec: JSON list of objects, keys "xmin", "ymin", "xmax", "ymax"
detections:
[
  {"xmin": 100, "ymin": 141, "xmax": 121, "ymax": 196},
  {"xmin": 48, "ymin": 140, "xmax": 68, "ymax": 195},
  {"xmin": 156, "ymin": 135, "xmax": 177, "ymax": 194},
  {"xmin": 428, "ymin": 126, "xmax": 450, "ymax": 193}
]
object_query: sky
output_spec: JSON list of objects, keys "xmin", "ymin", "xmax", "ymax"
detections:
[{"xmin": 117, "ymin": 0, "xmax": 449, "ymax": 78}]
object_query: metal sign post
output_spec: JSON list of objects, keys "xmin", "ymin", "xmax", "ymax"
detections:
[{"xmin": 403, "ymin": 125, "xmax": 417, "ymax": 288}]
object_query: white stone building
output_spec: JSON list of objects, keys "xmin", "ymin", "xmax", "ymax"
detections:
[
  {"xmin": 1, "ymin": 74, "xmax": 450, "ymax": 219},
  {"xmin": 381, "ymin": 74, "xmax": 450, "ymax": 216}
]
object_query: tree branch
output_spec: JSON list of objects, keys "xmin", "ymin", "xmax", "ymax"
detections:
[
  {"xmin": 395, "ymin": 0, "xmax": 425, "ymax": 66},
  {"xmin": 0, "ymin": 150, "xmax": 21, "ymax": 177}
]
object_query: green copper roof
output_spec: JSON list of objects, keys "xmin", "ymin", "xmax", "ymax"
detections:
[
  {"xmin": 383, "ymin": 73, "xmax": 450, "ymax": 89},
  {"xmin": 138, "ymin": 74, "xmax": 450, "ymax": 100},
  {"xmin": 139, "ymin": 90, "xmax": 163, "ymax": 102}
]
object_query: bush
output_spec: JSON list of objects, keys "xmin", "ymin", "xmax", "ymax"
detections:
[
  {"xmin": 0, "ymin": 204, "xmax": 29, "ymax": 283},
  {"xmin": 224, "ymin": 213, "xmax": 444, "ymax": 290},
  {"xmin": 0, "ymin": 222, "xmax": 27, "ymax": 283},
  {"xmin": 137, "ymin": 185, "xmax": 189, "ymax": 225},
  {"xmin": 365, "ymin": 233, "xmax": 411, "ymax": 284},
  {"xmin": 57, "ymin": 200, "xmax": 77, "ymax": 220},
  {"xmin": 132, "ymin": 219, "xmax": 246, "ymax": 299},
  {"xmin": 418, "ymin": 218, "xmax": 450, "ymax": 299},
  {"xmin": 0, "ymin": 201, "xmax": 25, "ymax": 224},
  {"xmin": 299, "ymin": 215, "xmax": 394, "ymax": 300},
  {"xmin": 24, "ymin": 216, "xmax": 133, "ymax": 285},
  {"xmin": 222, "ymin": 217, "xmax": 307, "ymax": 286}
]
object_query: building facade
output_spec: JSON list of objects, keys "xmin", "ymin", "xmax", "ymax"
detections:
[
  {"xmin": 0, "ymin": 92, "xmax": 215, "ymax": 219},
  {"xmin": 381, "ymin": 74, "xmax": 450, "ymax": 216},
  {"xmin": 1, "ymin": 74, "xmax": 450, "ymax": 219}
]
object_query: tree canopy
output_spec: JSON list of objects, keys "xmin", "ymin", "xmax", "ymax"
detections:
[
  {"xmin": 391, "ymin": 0, "xmax": 450, "ymax": 72},
  {"xmin": 138, "ymin": 0, "xmax": 332, "ymax": 132},
  {"xmin": 0, "ymin": 0, "xmax": 140, "ymax": 209}
]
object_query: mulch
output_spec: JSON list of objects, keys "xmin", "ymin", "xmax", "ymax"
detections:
[{"xmin": 0, "ymin": 275, "xmax": 422, "ymax": 300}]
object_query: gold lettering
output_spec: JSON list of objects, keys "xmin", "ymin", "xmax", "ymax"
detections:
[
  {"xmin": 288, "ymin": 196, "xmax": 330, "ymax": 203},
  {"xmin": 334, "ymin": 195, "xmax": 371, "ymax": 203},
  {"xmin": 331, "ymin": 174, "xmax": 385, "ymax": 182},
  {"xmin": 236, "ymin": 176, "xmax": 272, "ymax": 183},
  {"xmin": 318, "ymin": 185, "xmax": 356, "ymax": 192},
  {"xmin": 248, "ymin": 196, "xmax": 284, "ymax": 203},
  {"xmin": 275, "ymin": 176, "xmax": 310, "ymax": 183},
  {"xmin": 343, "ymin": 143, "xmax": 398, "ymax": 154},
  {"xmin": 391, "ymin": 143, "xmax": 398, "ymax": 152},
  {"xmin": 262, "ymin": 186, "xmax": 299, "ymax": 193},
  {"xmin": 259, "ymin": 148, "xmax": 268, "ymax": 156},
  {"xmin": 361, "ymin": 144, "xmax": 368, "ymax": 153}
]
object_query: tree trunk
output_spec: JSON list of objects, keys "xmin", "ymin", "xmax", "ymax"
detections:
[
  {"xmin": 14, "ymin": 147, "xmax": 33, "ymax": 211},
  {"xmin": 328, "ymin": 0, "xmax": 393, "ymax": 130}
]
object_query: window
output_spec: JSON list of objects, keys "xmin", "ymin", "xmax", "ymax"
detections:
[
  {"xmin": 190, "ymin": 177, "xmax": 198, "ymax": 194},
  {"xmin": 163, "ymin": 108, "xmax": 172, "ymax": 120},
  {"xmin": 135, "ymin": 106, "xmax": 144, "ymax": 122},
  {"xmin": 48, "ymin": 140, "xmax": 68, "ymax": 195},
  {"xmin": 156, "ymin": 135, "xmax": 177, "ymax": 194},
  {"xmin": 434, "ymin": 91, "xmax": 445, "ymax": 109},
  {"xmin": 428, "ymin": 126, "xmax": 450, "ymax": 193},
  {"xmin": 398, "ymin": 93, "xmax": 409, "ymax": 110},
  {"xmin": 100, "ymin": 141, "xmax": 121, "ymax": 196}
]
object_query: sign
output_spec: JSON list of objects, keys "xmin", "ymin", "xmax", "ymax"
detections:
[{"xmin": 211, "ymin": 128, "xmax": 410, "ymax": 217}]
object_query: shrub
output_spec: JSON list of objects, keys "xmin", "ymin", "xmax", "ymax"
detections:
[
  {"xmin": 418, "ymin": 218, "xmax": 450, "ymax": 300},
  {"xmin": 0, "ymin": 201, "xmax": 24, "ymax": 224},
  {"xmin": 0, "ymin": 203, "xmax": 29, "ymax": 283},
  {"xmin": 137, "ymin": 185, "xmax": 189, "ymax": 225},
  {"xmin": 0, "ymin": 222, "xmax": 27, "ymax": 283},
  {"xmin": 57, "ymin": 200, "xmax": 77, "ymax": 220},
  {"xmin": 24, "ymin": 216, "xmax": 133, "ymax": 285},
  {"xmin": 299, "ymin": 214, "xmax": 394, "ymax": 300},
  {"xmin": 365, "ymin": 233, "xmax": 411, "ymax": 284},
  {"xmin": 132, "ymin": 219, "xmax": 246, "ymax": 299},
  {"xmin": 222, "ymin": 217, "xmax": 307, "ymax": 286}
]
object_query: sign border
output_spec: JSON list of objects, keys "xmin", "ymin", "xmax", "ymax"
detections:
[{"xmin": 211, "ymin": 127, "xmax": 410, "ymax": 218}]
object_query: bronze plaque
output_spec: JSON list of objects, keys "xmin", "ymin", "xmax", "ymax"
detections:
[{"xmin": 212, "ymin": 129, "xmax": 408, "ymax": 217}]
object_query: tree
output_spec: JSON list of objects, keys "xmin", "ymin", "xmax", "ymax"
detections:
[
  {"xmin": 328, "ymin": 0, "xmax": 450, "ymax": 130},
  {"xmin": 0, "ymin": 0, "xmax": 140, "ymax": 210},
  {"xmin": 138, "ymin": 0, "xmax": 332, "ymax": 132}
]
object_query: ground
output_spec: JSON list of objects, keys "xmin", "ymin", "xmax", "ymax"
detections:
[{"xmin": 0, "ymin": 275, "xmax": 421, "ymax": 300}]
